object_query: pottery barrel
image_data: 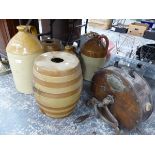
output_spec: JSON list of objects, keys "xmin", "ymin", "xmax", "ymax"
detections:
[
  {"xmin": 33, "ymin": 51, "xmax": 83, "ymax": 118},
  {"xmin": 91, "ymin": 66, "xmax": 154, "ymax": 130},
  {"xmin": 6, "ymin": 25, "xmax": 43, "ymax": 94}
]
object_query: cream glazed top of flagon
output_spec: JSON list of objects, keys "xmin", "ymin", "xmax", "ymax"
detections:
[{"xmin": 34, "ymin": 52, "xmax": 80, "ymax": 73}]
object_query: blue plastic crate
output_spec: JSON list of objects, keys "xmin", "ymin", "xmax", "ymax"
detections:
[{"xmin": 141, "ymin": 20, "xmax": 154, "ymax": 29}]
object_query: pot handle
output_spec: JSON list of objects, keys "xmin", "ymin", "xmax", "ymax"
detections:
[
  {"xmin": 99, "ymin": 34, "xmax": 109, "ymax": 51},
  {"xmin": 94, "ymin": 105, "xmax": 120, "ymax": 134}
]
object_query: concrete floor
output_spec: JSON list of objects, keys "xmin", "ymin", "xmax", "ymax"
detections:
[{"xmin": 0, "ymin": 23, "xmax": 155, "ymax": 135}]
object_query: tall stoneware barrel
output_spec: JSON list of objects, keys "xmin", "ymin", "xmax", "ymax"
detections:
[
  {"xmin": 33, "ymin": 51, "xmax": 83, "ymax": 118},
  {"xmin": 6, "ymin": 25, "xmax": 43, "ymax": 94}
]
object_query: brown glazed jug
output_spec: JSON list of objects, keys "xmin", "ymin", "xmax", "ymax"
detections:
[{"xmin": 80, "ymin": 34, "xmax": 109, "ymax": 81}]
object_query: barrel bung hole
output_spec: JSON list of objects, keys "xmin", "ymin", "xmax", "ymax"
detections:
[
  {"xmin": 45, "ymin": 40, "xmax": 53, "ymax": 43},
  {"xmin": 51, "ymin": 57, "xmax": 64, "ymax": 63}
]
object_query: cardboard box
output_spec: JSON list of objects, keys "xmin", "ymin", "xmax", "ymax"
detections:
[
  {"xmin": 127, "ymin": 23, "xmax": 149, "ymax": 37},
  {"xmin": 89, "ymin": 19, "xmax": 113, "ymax": 30}
]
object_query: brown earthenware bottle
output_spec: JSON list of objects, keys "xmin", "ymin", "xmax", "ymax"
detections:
[{"xmin": 80, "ymin": 34, "xmax": 109, "ymax": 81}]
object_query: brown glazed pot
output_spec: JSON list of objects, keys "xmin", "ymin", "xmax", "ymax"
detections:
[
  {"xmin": 80, "ymin": 34, "xmax": 109, "ymax": 81},
  {"xmin": 91, "ymin": 66, "xmax": 154, "ymax": 130},
  {"xmin": 42, "ymin": 38, "xmax": 63, "ymax": 52}
]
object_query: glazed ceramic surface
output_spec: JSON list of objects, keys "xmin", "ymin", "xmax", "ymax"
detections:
[
  {"xmin": 33, "ymin": 51, "xmax": 83, "ymax": 118},
  {"xmin": 91, "ymin": 66, "xmax": 153, "ymax": 130},
  {"xmin": 81, "ymin": 54, "xmax": 106, "ymax": 81},
  {"xmin": 80, "ymin": 34, "xmax": 109, "ymax": 81},
  {"xmin": 6, "ymin": 25, "xmax": 43, "ymax": 94},
  {"xmin": 7, "ymin": 52, "xmax": 42, "ymax": 94},
  {"xmin": 16, "ymin": 25, "xmax": 38, "ymax": 35}
]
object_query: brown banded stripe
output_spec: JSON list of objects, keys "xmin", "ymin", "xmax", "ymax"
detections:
[
  {"xmin": 33, "ymin": 75, "xmax": 82, "ymax": 88},
  {"xmin": 33, "ymin": 87, "xmax": 81, "ymax": 98},
  {"xmin": 40, "ymin": 107, "xmax": 74, "ymax": 117},
  {"xmin": 33, "ymin": 63, "xmax": 81, "ymax": 77},
  {"xmin": 36, "ymin": 99, "xmax": 77, "ymax": 110}
]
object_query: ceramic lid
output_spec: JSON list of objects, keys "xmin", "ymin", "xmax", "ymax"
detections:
[
  {"xmin": 6, "ymin": 26, "xmax": 43, "ymax": 55},
  {"xmin": 34, "ymin": 51, "xmax": 80, "ymax": 76}
]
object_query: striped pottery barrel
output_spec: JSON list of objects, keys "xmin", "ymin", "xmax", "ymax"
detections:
[{"xmin": 33, "ymin": 51, "xmax": 83, "ymax": 118}]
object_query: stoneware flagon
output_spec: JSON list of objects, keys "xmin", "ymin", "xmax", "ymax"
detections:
[
  {"xmin": 33, "ymin": 51, "xmax": 83, "ymax": 118},
  {"xmin": 91, "ymin": 66, "xmax": 154, "ymax": 130},
  {"xmin": 6, "ymin": 25, "xmax": 43, "ymax": 94},
  {"xmin": 80, "ymin": 34, "xmax": 109, "ymax": 81}
]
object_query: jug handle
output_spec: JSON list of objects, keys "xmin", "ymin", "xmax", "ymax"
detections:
[
  {"xmin": 99, "ymin": 34, "xmax": 109, "ymax": 52},
  {"xmin": 29, "ymin": 26, "xmax": 37, "ymax": 35}
]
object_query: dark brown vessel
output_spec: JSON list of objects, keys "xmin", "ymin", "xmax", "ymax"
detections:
[{"xmin": 91, "ymin": 66, "xmax": 154, "ymax": 130}]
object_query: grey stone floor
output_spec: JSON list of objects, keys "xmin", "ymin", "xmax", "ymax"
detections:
[
  {"xmin": 0, "ymin": 74, "xmax": 114, "ymax": 135},
  {"xmin": 0, "ymin": 24, "xmax": 155, "ymax": 135},
  {"xmin": 0, "ymin": 73, "xmax": 155, "ymax": 135}
]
